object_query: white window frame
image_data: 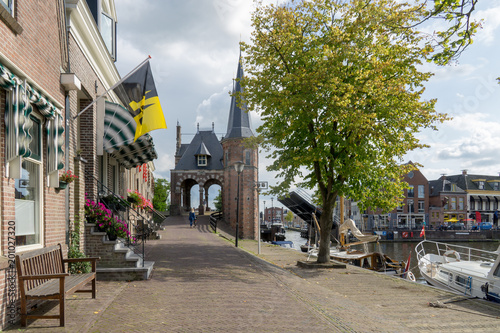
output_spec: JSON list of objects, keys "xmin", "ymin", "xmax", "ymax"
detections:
[
  {"xmin": 0, "ymin": 0, "xmax": 14, "ymax": 14},
  {"xmin": 100, "ymin": 11, "xmax": 116, "ymax": 60},
  {"xmin": 15, "ymin": 112, "xmax": 44, "ymax": 251},
  {"xmin": 418, "ymin": 185, "xmax": 424, "ymax": 198},
  {"xmin": 197, "ymin": 155, "xmax": 207, "ymax": 166}
]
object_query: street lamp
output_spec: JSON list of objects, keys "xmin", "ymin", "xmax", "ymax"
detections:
[
  {"xmin": 233, "ymin": 161, "xmax": 245, "ymax": 247},
  {"xmin": 263, "ymin": 201, "xmax": 266, "ymax": 224},
  {"xmin": 271, "ymin": 197, "xmax": 274, "ymax": 223}
]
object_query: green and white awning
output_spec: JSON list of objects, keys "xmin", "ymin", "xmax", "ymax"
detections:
[
  {"xmin": 1, "ymin": 61, "xmax": 64, "ymax": 178},
  {"xmin": 104, "ymin": 101, "xmax": 157, "ymax": 169}
]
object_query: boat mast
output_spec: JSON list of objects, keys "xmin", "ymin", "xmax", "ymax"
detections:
[{"xmin": 340, "ymin": 196, "xmax": 345, "ymax": 249}]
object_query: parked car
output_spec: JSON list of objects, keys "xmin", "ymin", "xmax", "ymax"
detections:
[
  {"xmin": 448, "ymin": 223, "xmax": 465, "ymax": 230},
  {"xmin": 472, "ymin": 222, "xmax": 493, "ymax": 230}
]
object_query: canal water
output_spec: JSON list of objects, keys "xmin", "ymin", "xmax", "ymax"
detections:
[{"xmin": 284, "ymin": 229, "xmax": 500, "ymax": 282}]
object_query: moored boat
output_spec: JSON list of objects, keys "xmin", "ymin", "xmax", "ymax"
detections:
[
  {"xmin": 416, "ymin": 240, "xmax": 500, "ymax": 302},
  {"xmin": 308, "ymin": 218, "xmax": 408, "ymax": 277}
]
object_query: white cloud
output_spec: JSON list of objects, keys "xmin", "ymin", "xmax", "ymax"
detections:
[{"xmin": 473, "ymin": 5, "xmax": 500, "ymax": 45}]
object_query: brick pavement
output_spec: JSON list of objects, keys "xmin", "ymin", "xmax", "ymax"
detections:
[{"xmin": 13, "ymin": 215, "xmax": 500, "ymax": 332}]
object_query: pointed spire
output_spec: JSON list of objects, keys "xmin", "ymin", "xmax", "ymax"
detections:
[{"xmin": 225, "ymin": 52, "xmax": 254, "ymax": 139}]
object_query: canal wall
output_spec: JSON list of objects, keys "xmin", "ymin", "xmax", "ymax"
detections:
[{"xmin": 376, "ymin": 230, "xmax": 500, "ymax": 242}]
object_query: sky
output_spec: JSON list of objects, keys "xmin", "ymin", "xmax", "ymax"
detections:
[{"xmin": 113, "ymin": 0, "xmax": 500, "ymax": 208}]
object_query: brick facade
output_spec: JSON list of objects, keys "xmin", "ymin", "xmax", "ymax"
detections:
[
  {"xmin": 0, "ymin": 1, "xmax": 67, "ymax": 328},
  {"xmin": 221, "ymin": 138, "xmax": 259, "ymax": 240}
]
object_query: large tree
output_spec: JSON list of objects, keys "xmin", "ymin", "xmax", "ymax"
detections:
[
  {"xmin": 153, "ymin": 178, "xmax": 170, "ymax": 212},
  {"xmin": 240, "ymin": 0, "xmax": 469, "ymax": 263}
]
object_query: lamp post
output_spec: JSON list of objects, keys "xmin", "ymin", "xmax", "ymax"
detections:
[
  {"xmin": 263, "ymin": 200, "xmax": 266, "ymax": 224},
  {"xmin": 271, "ymin": 197, "xmax": 274, "ymax": 223},
  {"xmin": 233, "ymin": 161, "xmax": 245, "ymax": 247}
]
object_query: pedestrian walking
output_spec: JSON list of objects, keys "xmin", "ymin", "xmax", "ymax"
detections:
[{"xmin": 189, "ymin": 208, "xmax": 196, "ymax": 228}]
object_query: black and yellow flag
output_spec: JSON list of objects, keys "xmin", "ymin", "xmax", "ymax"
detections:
[{"xmin": 113, "ymin": 61, "xmax": 166, "ymax": 141}]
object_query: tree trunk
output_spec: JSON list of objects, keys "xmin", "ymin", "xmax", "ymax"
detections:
[{"xmin": 316, "ymin": 198, "xmax": 335, "ymax": 263}]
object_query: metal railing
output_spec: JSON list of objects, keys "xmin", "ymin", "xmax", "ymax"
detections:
[
  {"xmin": 210, "ymin": 211, "xmax": 223, "ymax": 233},
  {"xmin": 84, "ymin": 172, "xmax": 162, "ymax": 267}
]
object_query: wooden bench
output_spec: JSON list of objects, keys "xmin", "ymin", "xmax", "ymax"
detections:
[{"xmin": 15, "ymin": 244, "xmax": 99, "ymax": 327}]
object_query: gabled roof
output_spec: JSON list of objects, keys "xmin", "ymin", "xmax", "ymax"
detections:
[
  {"xmin": 174, "ymin": 130, "xmax": 223, "ymax": 170},
  {"xmin": 224, "ymin": 56, "xmax": 254, "ymax": 139},
  {"xmin": 429, "ymin": 173, "xmax": 500, "ymax": 195},
  {"xmin": 195, "ymin": 142, "xmax": 211, "ymax": 156},
  {"xmin": 428, "ymin": 178, "xmax": 466, "ymax": 196}
]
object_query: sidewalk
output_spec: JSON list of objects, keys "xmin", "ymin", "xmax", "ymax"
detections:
[{"xmin": 13, "ymin": 215, "xmax": 500, "ymax": 332}]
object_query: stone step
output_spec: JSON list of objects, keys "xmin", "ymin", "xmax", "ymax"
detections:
[{"xmin": 96, "ymin": 261, "xmax": 155, "ymax": 281}]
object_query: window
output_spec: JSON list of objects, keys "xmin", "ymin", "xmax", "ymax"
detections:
[
  {"xmin": 470, "ymin": 200, "xmax": 475, "ymax": 210},
  {"xmin": 101, "ymin": 12, "xmax": 116, "ymax": 60},
  {"xmin": 0, "ymin": 0, "xmax": 13, "ymax": 14},
  {"xmin": 494, "ymin": 182, "xmax": 499, "ymax": 191},
  {"xmin": 408, "ymin": 200, "xmax": 414, "ymax": 213},
  {"xmin": 479, "ymin": 181, "xmax": 484, "ymax": 190},
  {"xmin": 245, "ymin": 151, "xmax": 251, "ymax": 165},
  {"xmin": 458, "ymin": 198, "xmax": 464, "ymax": 210},
  {"xmin": 418, "ymin": 185, "xmax": 424, "ymax": 198},
  {"xmin": 197, "ymin": 155, "xmax": 207, "ymax": 166},
  {"xmin": 451, "ymin": 197, "xmax": 456, "ymax": 210},
  {"xmin": 418, "ymin": 201, "xmax": 425, "ymax": 213},
  {"xmin": 15, "ymin": 115, "xmax": 42, "ymax": 247},
  {"xmin": 407, "ymin": 186, "xmax": 414, "ymax": 198}
]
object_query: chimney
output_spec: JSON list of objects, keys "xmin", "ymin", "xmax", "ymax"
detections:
[
  {"xmin": 176, "ymin": 121, "xmax": 181, "ymax": 154},
  {"xmin": 462, "ymin": 169, "xmax": 468, "ymax": 175}
]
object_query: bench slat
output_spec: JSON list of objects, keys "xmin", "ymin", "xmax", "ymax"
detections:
[
  {"xmin": 25, "ymin": 273, "xmax": 95, "ymax": 297},
  {"xmin": 16, "ymin": 244, "xmax": 99, "ymax": 327}
]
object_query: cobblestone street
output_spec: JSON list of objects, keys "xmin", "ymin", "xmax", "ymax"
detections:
[{"xmin": 15, "ymin": 215, "xmax": 500, "ymax": 332}]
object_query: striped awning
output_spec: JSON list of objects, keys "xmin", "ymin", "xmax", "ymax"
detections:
[
  {"xmin": 109, "ymin": 134, "xmax": 157, "ymax": 169},
  {"xmin": 104, "ymin": 101, "xmax": 157, "ymax": 168},
  {"xmin": 1, "ymin": 61, "xmax": 64, "ymax": 179}
]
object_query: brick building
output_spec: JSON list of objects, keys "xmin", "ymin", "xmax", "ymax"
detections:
[
  {"xmin": 171, "ymin": 57, "xmax": 259, "ymax": 240},
  {"xmin": 363, "ymin": 162, "xmax": 429, "ymax": 230},
  {"xmin": 0, "ymin": 1, "xmax": 158, "ymax": 328}
]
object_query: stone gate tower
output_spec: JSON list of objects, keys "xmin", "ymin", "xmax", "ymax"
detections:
[
  {"xmin": 170, "ymin": 56, "xmax": 259, "ymax": 240},
  {"xmin": 221, "ymin": 57, "xmax": 259, "ymax": 240}
]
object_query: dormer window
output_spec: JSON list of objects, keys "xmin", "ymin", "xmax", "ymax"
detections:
[
  {"xmin": 472, "ymin": 179, "xmax": 486, "ymax": 190},
  {"xmin": 195, "ymin": 142, "xmax": 211, "ymax": 167},
  {"xmin": 197, "ymin": 155, "xmax": 207, "ymax": 166}
]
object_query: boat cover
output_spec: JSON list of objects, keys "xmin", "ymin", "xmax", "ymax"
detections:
[{"xmin": 339, "ymin": 219, "xmax": 379, "ymax": 243}]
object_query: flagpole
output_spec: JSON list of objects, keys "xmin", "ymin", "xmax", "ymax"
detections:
[{"xmin": 73, "ymin": 56, "xmax": 151, "ymax": 120}]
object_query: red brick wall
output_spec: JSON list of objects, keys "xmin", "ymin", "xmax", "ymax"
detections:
[
  {"xmin": 0, "ymin": 1, "xmax": 67, "ymax": 329},
  {"xmin": 222, "ymin": 138, "xmax": 258, "ymax": 240}
]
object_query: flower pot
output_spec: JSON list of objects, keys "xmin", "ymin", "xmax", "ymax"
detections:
[
  {"xmin": 57, "ymin": 181, "xmax": 68, "ymax": 190},
  {"xmin": 95, "ymin": 223, "xmax": 106, "ymax": 232},
  {"xmin": 107, "ymin": 233, "xmax": 118, "ymax": 241}
]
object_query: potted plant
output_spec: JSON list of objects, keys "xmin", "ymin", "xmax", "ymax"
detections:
[
  {"xmin": 84, "ymin": 199, "xmax": 112, "ymax": 232},
  {"xmin": 127, "ymin": 190, "xmax": 141, "ymax": 205},
  {"xmin": 104, "ymin": 217, "xmax": 130, "ymax": 241},
  {"xmin": 58, "ymin": 170, "xmax": 78, "ymax": 189}
]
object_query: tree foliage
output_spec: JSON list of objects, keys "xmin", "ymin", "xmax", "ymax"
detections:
[
  {"xmin": 214, "ymin": 189, "xmax": 223, "ymax": 212},
  {"xmin": 241, "ymin": 0, "xmax": 455, "ymax": 262},
  {"xmin": 153, "ymin": 178, "xmax": 170, "ymax": 211}
]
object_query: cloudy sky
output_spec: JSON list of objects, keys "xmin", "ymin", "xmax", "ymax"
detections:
[{"xmin": 114, "ymin": 0, "xmax": 500, "ymax": 207}]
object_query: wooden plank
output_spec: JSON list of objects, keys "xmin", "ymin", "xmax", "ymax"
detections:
[{"xmin": 16, "ymin": 244, "xmax": 98, "ymax": 327}]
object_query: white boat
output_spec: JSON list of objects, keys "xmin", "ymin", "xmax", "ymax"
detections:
[{"xmin": 416, "ymin": 240, "xmax": 500, "ymax": 302}]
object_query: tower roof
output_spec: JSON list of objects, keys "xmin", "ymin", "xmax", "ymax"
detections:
[
  {"xmin": 224, "ymin": 55, "xmax": 254, "ymax": 139},
  {"xmin": 174, "ymin": 130, "xmax": 223, "ymax": 170}
]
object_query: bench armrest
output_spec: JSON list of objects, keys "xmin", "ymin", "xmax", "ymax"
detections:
[
  {"xmin": 63, "ymin": 257, "xmax": 100, "ymax": 272},
  {"xmin": 19, "ymin": 273, "xmax": 69, "ymax": 280}
]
